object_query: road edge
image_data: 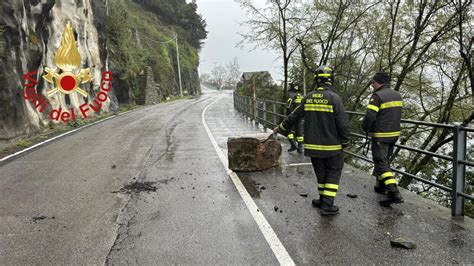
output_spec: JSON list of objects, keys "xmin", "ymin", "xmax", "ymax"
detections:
[{"xmin": 0, "ymin": 104, "xmax": 150, "ymax": 166}]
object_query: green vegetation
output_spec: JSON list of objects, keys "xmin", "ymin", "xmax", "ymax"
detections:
[
  {"xmin": 15, "ymin": 139, "xmax": 32, "ymax": 148},
  {"xmin": 106, "ymin": 0, "xmax": 207, "ymax": 102},
  {"xmin": 235, "ymin": 72, "xmax": 283, "ymax": 102},
  {"xmin": 67, "ymin": 117, "xmax": 88, "ymax": 128},
  {"xmin": 117, "ymin": 104, "xmax": 135, "ymax": 113}
]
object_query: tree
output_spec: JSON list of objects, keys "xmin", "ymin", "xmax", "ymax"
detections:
[
  {"xmin": 211, "ymin": 64, "xmax": 226, "ymax": 89},
  {"xmin": 236, "ymin": 72, "xmax": 281, "ymax": 100},
  {"xmin": 200, "ymin": 73, "xmax": 211, "ymax": 84},
  {"xmin": 238, "ymin": 0, "xmax": 314, "ymax": 100},
  {"xmin": 225, "ymin": 57, "xmax": 241, "ymax": 89}
]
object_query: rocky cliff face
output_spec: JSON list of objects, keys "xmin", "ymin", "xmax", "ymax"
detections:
[
  {"xmin": 0, "ymin": 0, "xmax": 205, "ymax": 143},
  {"xmin": 0, "ymin": 0, "xmax": 115, "ymax": 142}
]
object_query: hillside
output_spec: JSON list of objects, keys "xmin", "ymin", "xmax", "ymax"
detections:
[{"xmin": 0, "ymin": 0, "xmax": 207, "ymax": 143}]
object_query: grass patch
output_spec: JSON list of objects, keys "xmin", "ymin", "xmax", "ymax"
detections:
[
  {"xmin": 118, "ymin": 104, "xmax": 135, "ymax": 113},
  {"xmin": 164, "ymin": 95, "xmax": 195, "ymax": 103},
  {"xmin": 66, "ymin": 117, "xmax": 88, "ymax": 128},
  {"xmin": 15, "ymin": 139, "xmax": 32, "ymax": 148}
]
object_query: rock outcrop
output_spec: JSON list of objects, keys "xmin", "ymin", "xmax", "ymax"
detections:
[
  {"xmin": 0, "ymin": 0, "xmax": 115, "ymax": 142},
  {"xmin": 0, "ymin": 0, "xmax": 206, "ymax": 144}
]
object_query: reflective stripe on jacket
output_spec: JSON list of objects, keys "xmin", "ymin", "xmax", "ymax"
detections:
[
  {"xmin": 280, "ymin": 85, "xmax": 351, "ymax": 158},
  {"xmin": 286, "ymin": 91, "xmax": 303, "ymax": 115},
  {"xmin": 362, "ymin": 85, "xmax": 403, "ymax": 143}
]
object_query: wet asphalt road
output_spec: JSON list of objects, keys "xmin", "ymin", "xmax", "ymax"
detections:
[{"xmin": 0, "ymin": 88, "xmax": 473, "ymax": 264}]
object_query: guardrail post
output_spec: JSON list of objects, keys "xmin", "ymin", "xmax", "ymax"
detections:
[
  {"xmin": 452, "ymin": 124, "xmax": 467, "ymax": 216},
  {"xmin": 252, "ymin": 97, "xmax": 257, "ymax": 124},
  {"xmin": 247, "ymin": 97, "xmax": 250, "ymax": 118},
  {"xmin": 246, "ymin": 97, "xmax": 250, "ymax": 118},
  {"xmin": 272, "ymin": 101, "xmax": 277, "ymax": 127},
  {"xmin": 235, "ymin": 93, "xmax": 239, "ymax": 113},
  {"xmin": 240, "ymin": 96, "xmax": 243, "ymax": 114},
  {"xmin": 249, "ymin": 97, "xmax": 252, "ymax": 119},
  {"xmin": 238, "ymin": 95, "xmax": 241, "ymax": 113},
  {"xmin": 262, "ymin": 101, "xmax": 267, "ymax": 131}
]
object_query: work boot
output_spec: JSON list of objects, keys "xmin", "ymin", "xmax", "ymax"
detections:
[
  {"xmin": 288, "ymin": 140, "xmax": 297, "ymax": 152},
  {"xmin": 379, "ymin": 185, "xmax": 404, "ymax": 207},
  {"xmin": 312, "ymin": 198, "xmax": 322, "ymax": 208},
  {"xmin": 374, "ymin": 178, "xmax": 386, "ymax": 194},
  {"xmin": 320, "ymin": 196, "xmax": 339, "ymax": 216},
  {"xmin": 297, "ymin": 142, "xmax": 304, "ymax": 154}
]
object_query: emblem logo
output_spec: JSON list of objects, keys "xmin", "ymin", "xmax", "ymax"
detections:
[
  {"xmin": 43, "ymin": 21, "xmax": 91, "ymax": 97},
  {"xmin": 21, "ymin": 21, "xmax": 113, "ymax": 124}
]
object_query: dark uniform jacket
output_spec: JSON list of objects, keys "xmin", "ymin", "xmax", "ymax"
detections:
[
  {"xmin": 286, "ymin": 90, "xmax": 303, "ymax": 115},
  {"xmin": 362, "ymin": 85, "xmax": 403, "ymax": 143},
  {"xmin": 279, "ymin": 84, "xmax": 351, "ymax": 158}
]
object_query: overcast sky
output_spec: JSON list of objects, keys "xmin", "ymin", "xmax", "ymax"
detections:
[{"xmin": 196, "ymin": 0, "xmax": 283, "ymax": 81}]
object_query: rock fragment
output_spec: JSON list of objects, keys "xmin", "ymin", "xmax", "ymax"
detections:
[
  {"xmin": 227, "ymin": 134, "xmax": 281, "ymax": 171},
  {"xmin": 390, "ymin": 238, "xmax": 416, "ymax": 249}
]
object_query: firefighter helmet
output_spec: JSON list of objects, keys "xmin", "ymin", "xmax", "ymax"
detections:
[
  {"xmin": 315, "ymin": 66, "xmax": 333, "ymax": 84},
  {"xmin": 289, "ymin": 82, "xmax": 299, "ymax": 91}
]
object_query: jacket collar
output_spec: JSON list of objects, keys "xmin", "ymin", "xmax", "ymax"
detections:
[
  {"xmin": 375, "ymin": 84, "xmax": 390, "ymax": 92},
  {"xmin": 316, "ymin": 84, "xmax": 332, "ymax": 91}
]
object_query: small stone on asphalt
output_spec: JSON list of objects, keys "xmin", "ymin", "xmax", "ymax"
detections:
[
  {"xmin": 390, "ymin": 238, "xmax": 417, "ymax": 249},
  {"xmin": 32, "ymin": 215, "xmax": 46, "ymax": 223},
  {"xmin": 347, "ymin": 193, "xmax": 358, "ymax": 198}
]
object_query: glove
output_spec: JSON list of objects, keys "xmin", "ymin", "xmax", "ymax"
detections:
[
  {"xmin": 273, "ymin": 126, "xmax": 281, "ymax": 134},
  {"xmin": 274, "ymin": 123, "xmax": 287, "ymax": 134}
]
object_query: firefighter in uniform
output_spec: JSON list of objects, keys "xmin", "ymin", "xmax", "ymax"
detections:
[
  {"xmin": 275, "ymin": 66, "xmax": 351, "ymax": 215},
  {"xmin": 362, "ymin": 72, "xmax": 404, "ymax": 206},
  {"xmin": 286, "ymin": 82, "xmax": 304, "ymax": 153}
]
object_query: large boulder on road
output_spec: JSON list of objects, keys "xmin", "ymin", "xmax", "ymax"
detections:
[{"xmin": 227, "ymin": 133, "xmax": 282, "ymax": 171}]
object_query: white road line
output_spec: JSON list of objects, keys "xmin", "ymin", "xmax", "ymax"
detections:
[
  {"xmin": 287, "ymin": 163, "xmax": 312, "ymax": 167},
  {"xmin": 201, "ymin": 98, "xmax": 295, "ymax": 266}
]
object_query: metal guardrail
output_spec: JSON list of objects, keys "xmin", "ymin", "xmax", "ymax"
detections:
[{"xmin": 233, "ymin": 92, "xmax": 473, "ymax": 216}]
